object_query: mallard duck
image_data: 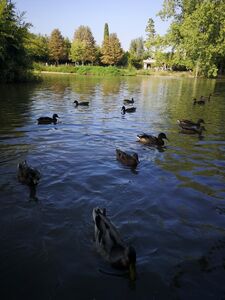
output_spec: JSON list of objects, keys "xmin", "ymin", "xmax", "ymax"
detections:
[
  {"xmin": 74, "ymin": 100, "xmax": 89, "ymax": 106},
  {"xmin": 124, "ymin": 98, "xmax": 134, "ymax": 104},
  {"xmin": 177, "ymin": 118, "xmax": 205, "ymax": 128},
  {"xmin": 37, "ymin": 113, "xmax": 59, "ymax": 124},
  {"xmin": 92, "ymin": 207, "xmax": 136, "ymax": 281},
  {"xmin": 179, "ymin": 125, "xmax": 206, "ymax": 135},
  {"xmin": 17, "ymin": 161, "xmax": 41, "ymax": 200},
  {"xmin": 137, "ymin": 132, "xmax": 168, "ymax": 146},
  {"xmin": 116, "ymin": 149, "xmax": 139, "ymax": 168},
  {"xmin": 121, "ymin": 106, "xmax": 136, "ymax": 114}
]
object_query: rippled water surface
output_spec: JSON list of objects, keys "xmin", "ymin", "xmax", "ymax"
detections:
[{"xmin": 0, "ymin": 74, "xmax": 225, "ymax": 299}]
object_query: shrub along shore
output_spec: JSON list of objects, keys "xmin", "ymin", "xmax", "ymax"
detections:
[{"xmin": 34, "ymin": 63, "xmax": 194, "ymax": 78}]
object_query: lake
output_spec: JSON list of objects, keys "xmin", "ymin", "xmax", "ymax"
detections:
[{"xmin": 0, "ymin": 74, "xmax": 225, "ymax": 299}]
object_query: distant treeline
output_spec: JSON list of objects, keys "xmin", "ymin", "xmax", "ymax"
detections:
[{"xmin": 1, "ymin": 0, "xmax": 225, "ymax": 82}]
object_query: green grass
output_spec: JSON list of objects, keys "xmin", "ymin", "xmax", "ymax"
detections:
[{"xmin": 33, "ymin": 63, "xmax": 193, "ymax": 78}]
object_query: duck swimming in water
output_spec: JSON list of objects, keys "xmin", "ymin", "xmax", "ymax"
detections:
[
  {"xmin": 121, "ymin": 106, "xmax": 136, "ymax": 114},
  {"xmin": 17, "ymin": 161, "xmax": 41, "ymax": 200},
  {"xmin": 74, "ymin": 100, "xmax": 89, "ymax": 106},
  {"xmin": 37, "ymin": 113, "xmax": 59, "ymax": 124},
  {"xmin": 177, "ymin": 118, "xmax": 205, "ymax": 128},
  {"xmin": 123, "ymin": 98, "xmax": 134, "ymax": 104},
  {"xmin": 179, "ymin": 125, "xmax": 206, "ymax": 136},
  {"xmin": 137, "ymin": 132, "xmax": 168, "ymax": 147},
  {"xmin": 116, "ymin": 149, "xmax": 139, "ymax": 169},
  {"xmin": 92, "ymin": 207, "xmax": 136, "ymax": 281}
]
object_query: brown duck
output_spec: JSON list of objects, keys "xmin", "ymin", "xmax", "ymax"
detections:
[
  {"xmin": 93, "ymin": 207, "xmax": 136, "ymax": 281},
  {"xmin": 137, "ymin": 132, "xmax": 168, "ymax": 146},
  {"xmin": 116, "ymin": 149, "xmax": 139, "ymax": 168}
]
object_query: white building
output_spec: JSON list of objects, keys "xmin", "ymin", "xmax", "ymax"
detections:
[{"xmin": 143, "ymin": 58, "xmax": 156, "ymax": 69}]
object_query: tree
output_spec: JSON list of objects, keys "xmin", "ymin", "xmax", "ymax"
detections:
[
  {"xmin": 71, "ymin": 25, "xmax": 97, "ymax": 64},
  {"xmin": 129, "ymin": 37, "xmax": 144, "ymax": 68},
  {"xmin": 25, "ymin": 33, "xmax": 49, "ymax": 62},
  {"xmin": 101, "ymin": 33, "xmax": 123, "ymax": 65},
  {"xmin": 145, "ymin": 18, "xmax": 157, "ymax": 57},
  {"xmin": 48, "ymin": 29, "xmax": 66, "ymax": 65},
  {"xmin": 103, "ymin": 23, "xmax": 109, "ymax": 41},
  {"xmin": 0, "ymin": 0, "xmax": 32, "ymax": 82},
  {"xmin": 158, "ymin": 0, "xmax": 225, "ymax": 77},
  {"xmin": 69, "ymin": 40, "xmax": 86, "ymax": 65}
]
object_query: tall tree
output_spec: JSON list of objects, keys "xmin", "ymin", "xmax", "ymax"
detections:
[
  {"xmin": 145, "ymin": 18, "xmax": 157, "ymax": 57},
  {"xmin": 48, "ymin": 29, "xmax": 66, "ymax": 65},
  {"xmin": 0, "ymin": 0, "xmax": 32, "ymax": 82},
  {"xmin": 103, "ymin": 23, "xmax": 109, "ymax": 41},
  {"xmin": 101, "ymin": 33, "xmax": 123, "ymax": 65},
  {"xmin": 71, "ymin": 25, "xmax": 97, "ymax": 64}
]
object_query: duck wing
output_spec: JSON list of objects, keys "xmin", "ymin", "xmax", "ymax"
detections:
[{"xmin": 137, "ymin": 133, "xmax": 157, "ymax": 144}]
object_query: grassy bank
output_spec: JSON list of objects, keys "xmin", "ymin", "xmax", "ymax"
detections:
[
  {"xmin": 33, "ymin": 63, "xmax": 193, "ymax": 78},
  {"xmin": 34, "ymin": 63, "xmax": 137, "ymax": 76}
]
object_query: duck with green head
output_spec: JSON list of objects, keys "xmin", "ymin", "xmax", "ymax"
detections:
[{"xmin": 93, "ymin": 207, "xmax": 136, "ymax": 281}]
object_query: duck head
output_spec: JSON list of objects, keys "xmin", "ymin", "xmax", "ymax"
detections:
[
  {"xmin": 74, "ymin": 100, "xmax": 78, "ymax": 106},
  {"xmin": 158, "ymin": 132, "xmax": 168, "ymax": 141},
  {"xmin": 53, "ymin": 114, "xmax": 59, "ymax": 119}
]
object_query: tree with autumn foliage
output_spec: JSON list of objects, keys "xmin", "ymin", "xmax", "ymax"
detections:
[
  {"xmin": 48, "ymin": 29, "xmax": 67, "ymax": 65},
  {"xmin": 101, "ymin": 33, "xmax": 123, "ymax": 66}
]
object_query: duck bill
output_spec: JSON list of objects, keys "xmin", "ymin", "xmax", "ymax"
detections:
[{"xmin": 129, "ymin": 263, "xmax": 136, "ymax": 281}]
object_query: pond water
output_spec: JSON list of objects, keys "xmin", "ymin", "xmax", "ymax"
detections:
[{"xmin": 0, "ymin": 74, "xmax": 225, "ymax": 299}]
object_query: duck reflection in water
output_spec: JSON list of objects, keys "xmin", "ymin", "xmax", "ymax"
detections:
[{"xmin": 17, "ymin": 161, "xmax": 41, "ymax": 201}]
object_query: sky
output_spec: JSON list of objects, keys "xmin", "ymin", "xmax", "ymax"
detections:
[{"xmin": 14, "ymin": 0, "xmax": 170, "ymax": 51}]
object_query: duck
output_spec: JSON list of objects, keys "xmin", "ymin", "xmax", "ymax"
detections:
[
  {"xmin": 200, "ymin": 94, "xmax": 211, "ymax": 102},
  {"xmin": 177, "ymin": 118, "xmax": 205, "ymax": 128},
  {"xmin": 179, "ymin": 125, "xmax": 206, "ymax": 136},
  {"xmin": 37, "ymin": 113, "xmax": 59, "ymax": 124},
  {"xmin": 92, "ymin": 207, "xmax": 136, "ymax": 281},
  {"xmin": 123, "ymin": 98, "xmax": 134, "ymax": 104},
  {"xmin": 74, "ymin": 100, "xmax": 89, "ymax": 107},
  {"xmin": 116, "ymin": 149, "xmax": 139, "ymax": 168},
  {"xmin": 137, "ymin": 132, "xmax": 168, "ymax": 146},
  {"xmin": 121, "ymin": 106, "xmax": 136, "ymax": 114},
  {"xmin": 193, "ymin": 98, "xmax": 205, "ymax": 105},
  {"xmin": 17, "ymin": 160, "xmax": 41, "ymax": 200}
]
